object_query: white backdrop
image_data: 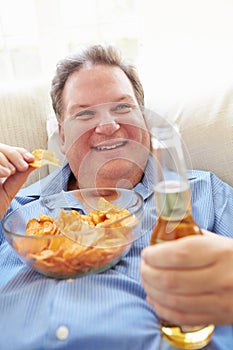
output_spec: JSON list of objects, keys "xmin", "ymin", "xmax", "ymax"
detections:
[{"xmin": 1, "ymin": 0, "xmax": 233, "ymax": 89}]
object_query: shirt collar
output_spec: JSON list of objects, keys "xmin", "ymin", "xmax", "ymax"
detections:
[
  {"xmin": 19, "ymin": 161, "xmax": 72, "ymax": 198},
  {"xmin": 133, "ymin": 155, "xmax": 155, "ymax": 200},
  {"xmin": 20, "ymin": 156, "xmax": 155, "ymax": 200}
]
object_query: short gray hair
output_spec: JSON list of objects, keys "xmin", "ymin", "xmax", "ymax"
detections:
[{"xmin": 50, "ymin": 44, "xmax": 144, "ymax": 122}]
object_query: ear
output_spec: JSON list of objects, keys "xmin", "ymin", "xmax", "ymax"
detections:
[{"xmin": 58, "ymin": 123, "xmax": 66, "ymax": 155}]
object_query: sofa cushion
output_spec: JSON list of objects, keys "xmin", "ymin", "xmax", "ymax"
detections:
[{"xmin": 146, "ymin": 82, "xmax": 233, "ymax": 186}]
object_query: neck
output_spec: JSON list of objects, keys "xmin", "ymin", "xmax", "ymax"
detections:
[{"xmin": 67, "ymin": 172, "xmax": 79, "ymax": 191}]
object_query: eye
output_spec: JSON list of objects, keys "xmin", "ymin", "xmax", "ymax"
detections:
[
  {"xmin": 112, "ymin": 103, "xmax": 133, "ymax": 114},
  {"xmin": 72, "ymin": 109, "xmax": 95, "ymax": 120}
]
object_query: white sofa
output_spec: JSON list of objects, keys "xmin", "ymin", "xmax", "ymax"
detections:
[{"xmin": 0, "ymin": 79, "xmax": 233, "ymax": 187}]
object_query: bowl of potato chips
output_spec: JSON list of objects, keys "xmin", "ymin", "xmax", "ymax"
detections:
[{"xmin": 3, "ymin": 188, "xmax": 143, "ymax": 279}]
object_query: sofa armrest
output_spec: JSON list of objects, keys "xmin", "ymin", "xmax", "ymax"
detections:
[{"xmin": 0, "ymin": 81, "xmax": 51, "ymax": 186}]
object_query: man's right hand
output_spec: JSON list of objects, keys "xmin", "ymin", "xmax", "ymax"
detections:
[{"xmin": 0, "ymin": 143, "xmax": 35, "ymax": 219}]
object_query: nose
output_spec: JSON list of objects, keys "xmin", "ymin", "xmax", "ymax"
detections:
[{"xmin": 95, "ymin": 119, "xmax": 120, "ymax": 135}]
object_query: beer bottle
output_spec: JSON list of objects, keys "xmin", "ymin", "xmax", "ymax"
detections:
[{"xmin": 150, "ymin": 121, "xmax": 215, "ymax": 350}]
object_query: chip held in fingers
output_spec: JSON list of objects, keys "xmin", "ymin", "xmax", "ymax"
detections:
[{"xmin": 29, "ymin": 149, "xmax": 60, "ymax": 168}]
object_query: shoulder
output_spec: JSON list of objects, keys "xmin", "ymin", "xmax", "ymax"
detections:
[
  {"xmin": 19, "ymin": 162, "xmax": 71, "ymax": 198},
  {"xmin": 188, "ymin": 169, "xmax": 232, "ymax": 192},
  {"xmin": 188, "ymin": 169, "xmax": 233, "ymax": 232}
]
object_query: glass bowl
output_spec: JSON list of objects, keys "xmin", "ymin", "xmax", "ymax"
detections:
[{"xmin": 2, "ymin": 188, "xmax": 143, "ymax": 279}]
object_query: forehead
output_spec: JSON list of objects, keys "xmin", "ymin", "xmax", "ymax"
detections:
[{"xmin": 62, "ymin": 65, "xmax": 137, "ymax": 112}]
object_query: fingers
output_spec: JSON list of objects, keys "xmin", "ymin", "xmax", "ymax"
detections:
[
  {"xmin": 140, "ymin": 234, "xmax": 233, "ymax": 325},
  {"xmin": 3, "ymin": 166, "xmax": 34, "ymax": 192},
  {"xmin": 0, "ymin": 166, "xmax": 35, "ymax": 219},
  {"xmin": 0, "ymin": 144, "xmax": 36, "ymax": 219},
  {"xmin": 145, "ymin": 288, "xmax": 216, "ymax": 314},
  {"xmin": 140, "ymin": 259, "xmax": 217, "ymax": 294},
  {"xmin": 0, "ymin": 143, "xmax": 35, "ymax": 177},
  {"xmin": 145, "ymin": 291, "xmax": 233, "ymax": 325},
  {"xmin": 141, "ymin": 263, "xmax": 217, "ymax": 314},
  {"xmin": 145, "ymin": 295, "xmax": 213, "ymax": 326},
  {"xmin": 141, "ymin": 234, "xmax": 218, "ymax": 269},
  {"xmin": 140, "ymin": 250, "xmax": 233, "ymax": 295},
  {"xmin": 0, "ymin": 152, "xmax": 16, "ymax": 177}
]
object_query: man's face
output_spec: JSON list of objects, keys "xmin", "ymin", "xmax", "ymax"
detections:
[{"xmin": 59, "ymin": 64, "xmax": 150, "ymax": 189}]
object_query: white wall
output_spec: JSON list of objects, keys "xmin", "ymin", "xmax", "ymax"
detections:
[
  {"xmin": 137, "ymin": 0, "xmax": 233, "ymax": 111},
  {"xmin": 1, "ymin": 0, "xmax": 232, "ymax": 106}
]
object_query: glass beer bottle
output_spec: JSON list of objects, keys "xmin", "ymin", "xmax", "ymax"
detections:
[{"xmin": 149, "ymin": 121, "xmax": 215, "ymax": 350}]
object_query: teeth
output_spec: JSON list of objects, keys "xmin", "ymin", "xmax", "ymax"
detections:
[{"xmin": 95, "ymin": 141, "xmax": 126, "ymax": 151}]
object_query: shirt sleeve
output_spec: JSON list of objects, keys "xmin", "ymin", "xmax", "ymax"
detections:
[
  {"xmin": 210, "ymin": 172, "xmax": 233, "ymax": 237},
  {"xmin": 189, "ymin": 170, "xmax": 233, "ymax": 237}
]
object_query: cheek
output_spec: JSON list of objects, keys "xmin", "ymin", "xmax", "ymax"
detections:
[
  {"xmin": 63, "ymin": 127, "xmax": 90, "ymax": 160},
  {"xmin": 62, "ymin": 121, "xmax": 87, "ymax": 150},
  {"xmin": 125, "ymin": 124, "xmax": 150, "ymax": 148}
]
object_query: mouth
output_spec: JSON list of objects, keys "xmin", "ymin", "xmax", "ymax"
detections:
[{"xmin": 92, "ymin": 141, "xmax": 128, "ymax": 151}]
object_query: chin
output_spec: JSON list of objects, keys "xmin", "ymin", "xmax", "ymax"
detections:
[
  {"xmin": 95, "ymin": 159, "xmax": 144, "ymax": 188},
  {"xmin": 76, "ymin": 157, "xmax": 147, "ymax": 189}
]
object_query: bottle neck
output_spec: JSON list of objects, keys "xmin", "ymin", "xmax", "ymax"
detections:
[
  {"xmin": 150, "ymin": 123, "xmax": 192, "ymax": 220},
  {"xmin": 154, "ymin": 180, "xmax": 192, "ymax": 220}
]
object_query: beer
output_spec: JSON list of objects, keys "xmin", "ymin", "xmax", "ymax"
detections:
[
  {"xmin": 151, "ymin": 180, "xmax": 202, "ymax": 241},
  {"xmin": 148, "ymin": 117, "xmax": 215, "ymax": 349},
  {"xmin": 150, "ymin": 180, "xmax": 215, "ymax": 349}
]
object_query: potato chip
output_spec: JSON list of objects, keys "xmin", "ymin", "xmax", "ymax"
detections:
[
  {"xmin": 29, "ymin": 149, "xmax": 60, "ymax": 168},
  {"xmin": 96, "ymin": 197, "xmax": 120, "ymax": 212},
  {"xmin": 14, "ymin": 236, "xmax": 49, "ymax": 255}
]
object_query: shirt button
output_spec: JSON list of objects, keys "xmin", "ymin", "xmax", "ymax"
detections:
[{"xmin": 56, "ymin": 325, "xmax": 69, "ymax": 340}]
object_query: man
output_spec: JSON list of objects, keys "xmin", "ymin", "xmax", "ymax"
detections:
[{"xmin": 0, "ymin": 44, "xmax": 233, "ymax": 350}]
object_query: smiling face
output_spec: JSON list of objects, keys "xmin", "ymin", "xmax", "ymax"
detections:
[{"xmin": 59, "ymin": 64, "xmax": 150, "ymax": 189}]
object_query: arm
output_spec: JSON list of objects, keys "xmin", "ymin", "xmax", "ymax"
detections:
[
  {"xmin": 0, "ymin": 143, "xmax": 35, "ymax": 219},
  {"xmin": 140, "ymin": 230, "xmax": 233, "ymax": 326}
]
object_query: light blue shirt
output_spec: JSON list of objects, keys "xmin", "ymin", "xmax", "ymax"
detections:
[{"xmin": 0, "ymin": 159, "xmax": 233, "ymax": 350}]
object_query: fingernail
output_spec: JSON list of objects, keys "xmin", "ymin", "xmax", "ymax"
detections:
[
  {"xmin": 18, "ymin": 159, "xmax": 28, "ymax": 168},
  {"xmin": 8, "ymin": 164, "xmax": 16, "ymax": 172},
  {"xmin": 24, "ymin": 152, "xmax": 34, "ymax": 160}
]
